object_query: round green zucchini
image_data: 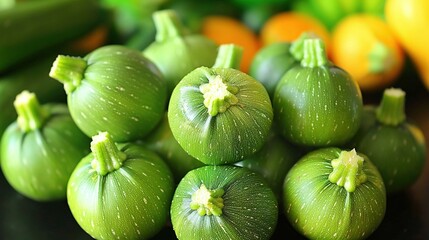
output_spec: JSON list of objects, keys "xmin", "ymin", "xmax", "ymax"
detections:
[
  {"xmin": 49, "ymin": 45, "xmax": 167, "ymax": 143},
  {"xmin": 1, "ymin": 91, "xmax": 90, "ymax": 201},
  {"xmin": 168, "ymin": 44, "xmax": 273, "ymax": 165},
  {"xmin": 273, "ymin": 38, "xmax": 363, "ymax": 147},
  {"xmin": 67, "ymin": 131, "xmax": 175, "ymax": 240},
  {"xmin": 170, "ymin": 165, "xmax": 278, "ymax": 240},
  {"xmin": 283, "ymin": 147, "xmax": 386, "ymax": 240}
]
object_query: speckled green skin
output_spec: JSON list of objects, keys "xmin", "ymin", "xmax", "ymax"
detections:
[
  {"xmin": 235, "ymin": 131, "xmax": 301, "ymax": 200},
  {"xmin": 168, "ymin": 67, "xmax": 273, "ymax": 165},
  {"xmin": 1, "ymin": 104, "xmax": 90, "ymax": 201},
  {"xmin": 355, "ymin": 108, "xmax": 426, "ymax": 193},
  {"xmin": 249, "ymin": 42, "xmax": 298, "ymax": 98},
  {"xmin": 54, "ymin": 45, "xmax": 167, "ymax": 143},
  {"xmin": 144, "ymin": 35, "xmax": 218, "ymax": 95},
  {"xmin": 67, "ymin": 143, "xmax": 174, "ymax": 240},
  {"xmin": 141, "ymin": 112, "xmax": 205, "ymax": 183},
  {"xmin": 283, "ymin": 147, "xmax": 386, "ymax": 240},
  {"xmin": 273, "ymin": 64, "xmax": 363, "ymax": 147},
  {"xmin": 171, "ymin": 165, "xmax": 278, "ymax": 240}
]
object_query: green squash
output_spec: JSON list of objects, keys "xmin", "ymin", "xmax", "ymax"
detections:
[
  {"xmin": 1, "ymin": 91, "xmax": 90, "ymax": 201},
  {"xmin": 143, "ymin": 9, "xmax": 218, "ymax": 95},
  {"xmin": 274, "ymin": 38, "xmax": 363, "ymax": 147},
  {"xmin": 235, "ymin": 130, "xmax": 301, "ymax": 200},
  {"xmin": 354, "ymin": 88, "xmax": 426, "ymax": 193},
  {"xmin": 168, "ymin": 44, "xmax": 273, "ymax": 165},
  {"xmin": 140, "ymin": 112, "xmax": 205, "ymax": 183},
  {"xmin": 171, "ymin": 165, "xmax": 278, "ymax": 240},
  {"xmin": 49, "ymin": 45, "xmax": 167, "ymax": 143},
  {"xmin": 283, "ymin": 147, "xmax": 386, "ymax": 240},
  {"xmin": 67, "ymin": 131, "xmax": 175, "ymax": 240},
  {"xmin": 249, "ymin": 32, "xmax": 312, "ymax": 98}
]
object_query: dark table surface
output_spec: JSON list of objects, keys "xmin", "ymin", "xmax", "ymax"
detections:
[{"xmin": 1, "ymin": 75, "xmax": 429, "ymax": 240}]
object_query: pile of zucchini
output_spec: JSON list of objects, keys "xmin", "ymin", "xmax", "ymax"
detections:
[{"xmin": 0, "ymin": 3, "xmax": 426, "ymax": 240}]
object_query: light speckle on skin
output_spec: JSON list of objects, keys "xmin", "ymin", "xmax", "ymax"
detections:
[{"xmin": 80, "ymin": 111, "xmax": 87, "ymax": 119}]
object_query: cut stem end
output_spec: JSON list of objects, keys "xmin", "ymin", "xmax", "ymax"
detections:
[
  {"xmin": 90, "ymin": 132, "xmax": 127, "ymax": 176},
  {"xmin": 328, "ymin": 149, "xmax": 367, "ymax": 192},
  {"xmin": 199, "ymin": 75, "xmax": 239, "ymax": 116},
  {"xmin": 190, "ymin": 184, "xmax": 225, "ymax": 216}
]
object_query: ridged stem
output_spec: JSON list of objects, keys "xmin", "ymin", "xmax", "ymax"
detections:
[
  {"xmin": 14, "ymin": 91, "xmax": 48, "ymax": 132},
  {"xmin": 90, "ymin": 132, "xmax": 127, "ymax": 176},
  {"xmin": 289, "ymin": 32, "xmax": 316, "ymax": 61},
  {"xmin": 212, "ymin": 44, "xmax": 243, "ymax": 69},
  {"xmin": 153, "ymin": 9, "xmax": 186, "ymax": 42},
  {"xmin": 301, "ymin": 38, "xmax": 328, "ymax": 68},
  {"xmin": 49, "ymin": 55, "xmax": 87, "ymax": 94},
  {"xmin": 376, "ymin": 88, "xmax": 406, "ymax": 126}
]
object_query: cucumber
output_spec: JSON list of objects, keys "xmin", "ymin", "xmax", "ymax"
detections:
[{"xmin": 0, "ymin": 0, "xmax": 104, "ymax": 73}]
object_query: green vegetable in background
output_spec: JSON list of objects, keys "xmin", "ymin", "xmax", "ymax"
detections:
[
  {"xmin": 249, "ymin": 33, "xmax": 313, "ymax": 98},
  {"xmin": 99, "ymin": 0, "xmax": 168, "ymax": 50},
  {"xmin": 274, "ymin": 38, "xmax": 362, "ymax": 147},
  {"xmin": 283, "ymin": 147, "xmax": 386, "ymax": 240},
  {"xmin": 0, "ymin": 0, "xmax": 14, "ymax": 10},
  {"xmin": 143, "ymin": 9, "xmax": 218, "ymax": 95},
  {"xmin": 249, "ymin": 42, "xmax": 296, "ymax": 98},
  {"xmin": 140, "ymin": 112, "xmax": 205, "ymax": 183},
  {"xmin": 49, "ymin": 45, "xmax": 167, "ymax": 143},
  {"xmin": 170, "ymin": 165, "xmax": 278, "ymax": 240},
  {"xmin": 1, "ymin": 91, "xmax": 90, "ymax": 201},
  {"xmin": 67, "ymin": 131, "xmax": 175, "ymax": 239},
  {"xmin": 168, "ymin": 44, "xmax": 273, "ymax": 165},
  {"xmin": 235, "ymin": 130, "xmax": 301, "ymax": 200},
  {"xmin": 291, "ymin": 0, "xmax": 386, "ymax": 31},
  {"xmin": 0, "ymin": 0, "xmax": 105, "ymax": 73},
  {"xmin": 164, "ymin": 0, "xmax": 240, "ymax": 34},
  {"xmin": 354, "ymin": 88, "xmax": 426, "ymax": 193}
]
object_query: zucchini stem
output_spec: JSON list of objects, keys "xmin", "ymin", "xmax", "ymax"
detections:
[
  {"xmin": 328, "ymin": 149, "xmax": 367, "ymax": 192},
  {"xmin": 14, "ymin": 91, "xmax": 48, "ymax": 132},
  {"xmin": 190, "ymin": 184, "xmax": 225, "ymax": 216},
  {"xmin": 153, "ymin": 9, "xmax": 186, "ymax": 42},
  {"xmin": 90, "ymin": 132, "xmax": 127, "ymax": 176},
  {"xmin": 49, "ymin": 55, "xmax": 87, "ymax": 94},
  {"xmin": 376, "ymin": 88, "xmax": 406, "ymax": 126},
  {"xmin": 199, "ymin": 74, "xmax": 239, "ymax": 116},
  {"xmin": 289, "ymin": 32, "xmax": 316, "ymax": 61},
  {"xmin": 301, "ymin": 38, "xmax": 328, "ymax": 68},
  {"xmin": 212, "ymin": 44, "xmax": 243, "ymax": 69}
]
